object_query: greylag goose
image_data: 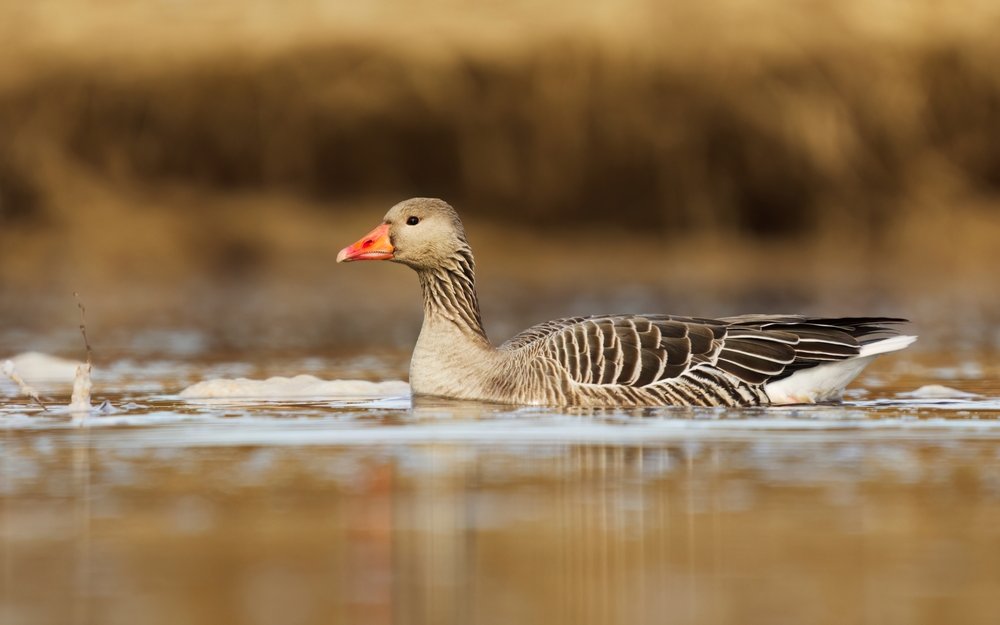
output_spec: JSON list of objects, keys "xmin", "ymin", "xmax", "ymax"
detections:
[{"xmin": 337, "ymin": 198, "xmax": 915, "ymax": 407}]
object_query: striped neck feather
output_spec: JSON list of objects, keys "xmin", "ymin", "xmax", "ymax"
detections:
[{"xmin": 417, "ymin": 247, "xmax": 489, "ymax": 343}]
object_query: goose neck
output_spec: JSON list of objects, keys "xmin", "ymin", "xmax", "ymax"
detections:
[{"xmin": 416, "ymin": 251, "xmax": 489, "ymax": 344}]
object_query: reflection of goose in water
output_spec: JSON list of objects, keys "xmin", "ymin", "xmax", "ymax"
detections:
[{"xmin": 338, "ymin": 198, "xmax": 915, "ymax": 407}]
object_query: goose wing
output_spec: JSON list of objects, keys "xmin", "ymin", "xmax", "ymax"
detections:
[{"xmin": 502, "ymin": 314, "xmax": 906, "ymax": 392}]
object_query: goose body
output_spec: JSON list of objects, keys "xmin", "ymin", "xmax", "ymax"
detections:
[{"xmin": 338, "ymin": 198, "xmax": 915, "ymax": 407}]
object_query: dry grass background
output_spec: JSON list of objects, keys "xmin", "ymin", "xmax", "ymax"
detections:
[{"xmin": 0, "ymin": 0, "xmax": 998, "ymax": 351}]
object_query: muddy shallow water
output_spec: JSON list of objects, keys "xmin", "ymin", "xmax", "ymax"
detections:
[{"xmin": 2, "ymin": 346, "xmax": 999, "ymax": 625}]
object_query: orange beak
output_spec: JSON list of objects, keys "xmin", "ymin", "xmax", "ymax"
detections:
[{"xmin": 337, "ymin": 223, "xmax": 395, "ymax": 263}]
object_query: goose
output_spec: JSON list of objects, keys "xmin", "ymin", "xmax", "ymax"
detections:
[{"xmin": 337, "ymin": 198, "xmax": 916, "ymax": 407}]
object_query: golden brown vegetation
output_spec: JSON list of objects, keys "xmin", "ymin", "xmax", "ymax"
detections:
[{"xmin": 0, "ymin": 1, "xmax": 998, "ymax": 348}]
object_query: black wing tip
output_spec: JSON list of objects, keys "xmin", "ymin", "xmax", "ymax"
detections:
[
  {"xmin": 764, "ymin": 316, "xmax": 911, "ymax": 335},
  {"xmin": 776, "ymin": 316, "xmax": 909, "ymax": 325},
  {"xmin": 823, "ymin": 316, "xmax": 909, "ymax": 324}
]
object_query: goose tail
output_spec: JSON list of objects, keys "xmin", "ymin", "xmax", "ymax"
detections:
[{"xmin": 765, "ymin": 335, "xmax": 917, "ymax": 404}]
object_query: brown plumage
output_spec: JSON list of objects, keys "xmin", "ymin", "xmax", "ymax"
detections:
[{"xmin": 338, "ymin": 198, "xmax": 915, "ymax": 407}]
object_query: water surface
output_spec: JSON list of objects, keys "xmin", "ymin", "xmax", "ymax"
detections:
[{"xmin": 2, "ymin": 346, "xmax": 999, "ymax": 625}]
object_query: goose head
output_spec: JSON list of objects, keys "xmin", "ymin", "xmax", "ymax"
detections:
[{"xmin": 337, "ymin": 198, "xmax": 470, "ymax": 270}]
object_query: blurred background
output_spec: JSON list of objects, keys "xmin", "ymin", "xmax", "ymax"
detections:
[
  {"xmin": 1, "ymin": 0, "xmax": 999, "ymax": 356},
  {"xmin": 3, "ymin": 6, "xmax": 1000, "ymax": 625}
]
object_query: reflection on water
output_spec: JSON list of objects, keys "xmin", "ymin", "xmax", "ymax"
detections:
[
  {"xmin": 3, "ymin": 434, "xmax": 1000, "ymax": 625},
  {"xmin": 0, "ymin": 431, "xmax": 1000, "ymax": 624},
  {"xmin": 2, "ymin": 349, "xmax": 1000, "ymax": 625}
]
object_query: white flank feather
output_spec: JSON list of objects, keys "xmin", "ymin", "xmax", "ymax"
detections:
[
  {"xmin": 765, "ymin": 335, "xmax": 917, "ymax": 404},
  {"xmin": 857, "ymin": 334, "xmax": 918, "ymax": 358}
]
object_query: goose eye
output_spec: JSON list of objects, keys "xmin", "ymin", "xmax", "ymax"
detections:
[{"xmin": 406, "ymin": 216, "xmax": 420, "ymax": 226}]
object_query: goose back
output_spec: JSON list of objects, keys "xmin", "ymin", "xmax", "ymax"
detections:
[{"xmin": 493, "ymin": 315, "xmax": 907, "ymax": 407}]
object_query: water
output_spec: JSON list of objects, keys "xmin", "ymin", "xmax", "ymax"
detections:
[{"xmin": 2, "ymin": 346, "xmax": 999, "ymax": 625}]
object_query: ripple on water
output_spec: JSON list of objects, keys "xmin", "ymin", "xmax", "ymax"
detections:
[
  {"xmin": 2, "ymin": 391, "xmax": 1000, "ymax": 448},
  {"xmin": 2, "ymin": 352, "xmax": 999, "ymax": 444}
]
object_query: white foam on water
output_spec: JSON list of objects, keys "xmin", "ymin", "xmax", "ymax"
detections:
[
  {"xmin": 1, "ymin": 352, "xmax": 83, "ymax": 385},
  {"xmin": 898, "ymin": 384, "xmax": 981, "ymax": 399},
  {"xmin": 179, "ymin": 375, "xmax": 410, "ymax": 400}
]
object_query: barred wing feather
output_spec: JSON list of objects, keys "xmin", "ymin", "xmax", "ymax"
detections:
[{"xmin": 502, "ymin": 314, "xmax": 907, "ymax": 405}]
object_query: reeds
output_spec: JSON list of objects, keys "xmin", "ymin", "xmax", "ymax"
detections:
[
  {"xmin": 0, "ymin": 1, "xmax": 998, "ymax": 348},
  {"xmin": 1, "ymin": 12, "xmax": 998, "ymax": 238}
]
